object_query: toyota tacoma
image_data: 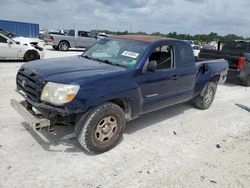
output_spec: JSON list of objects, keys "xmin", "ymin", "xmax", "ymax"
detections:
[{"xmin": 11, "ymin": 35, "xmax": 228, "ymax": 154}]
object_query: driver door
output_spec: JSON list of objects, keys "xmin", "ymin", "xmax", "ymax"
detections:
[
  {"xmin": 138, "ymin": 44, "xmax": 181, "ymax": 113},
  {"xmin": 76, "ymin": 31, "xmax": 97, "ymax": 48}
]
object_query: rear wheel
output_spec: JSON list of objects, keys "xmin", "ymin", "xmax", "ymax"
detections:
[
  {"xmin": 24, "ymin": 51, "xmax": 38, "ymax": 62},
  {"xmin": 76, "ymin": 102, "xmax": 126, "ymax": 154},
  {"xmin": 193, "ymin": 82, "xmax": 217, "ymax": 110},
  {"xmin": 58, "ymin": 41, "xmax": 69, "ymax": 51}
]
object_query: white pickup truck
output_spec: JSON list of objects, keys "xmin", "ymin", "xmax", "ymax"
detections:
[{"xmin": 44, "ymin": 29, "xmax": 101, "ymax": 51}]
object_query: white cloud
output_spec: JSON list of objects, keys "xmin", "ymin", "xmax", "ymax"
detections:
[{"xmin": 0, "ymin": 0, "xmax": 249, "ymax": 36}]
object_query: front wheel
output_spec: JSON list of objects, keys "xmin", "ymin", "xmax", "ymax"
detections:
[
  {"xmin": 76, "ymin": 102, "xmax": 126, "ymax": 154},
  {"xmin": 24, "ymin": 51, "xmax": 38, "ymax": 62},
  {"xmin": 193, "ymin": 82, "xmax": 217, "ymax": 110}
]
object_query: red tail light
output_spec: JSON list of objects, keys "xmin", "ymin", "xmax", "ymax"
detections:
[
  {"xmin": 49, "ymin": 35, "xmax": 54, "ymax": 41},
  {"xmin": 237, "ymin": 56, "xmax": 245, "ymax": 70}
]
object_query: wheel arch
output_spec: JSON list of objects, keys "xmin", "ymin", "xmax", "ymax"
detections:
[
  {"xmin": 210, "ymin": 74, "xmax": 220, "ymax": 84},
  {"xmin": 108, "ymin": 98, "xmax": 132, "ymax": 121},
  {"xmin": 24, "ymin": 50, "xmax": 39, "ymax": 61}
]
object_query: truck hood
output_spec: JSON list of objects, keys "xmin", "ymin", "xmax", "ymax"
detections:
[{"xmin": 22, "ymin": 55, "xmax": 127, "ymax": 83}]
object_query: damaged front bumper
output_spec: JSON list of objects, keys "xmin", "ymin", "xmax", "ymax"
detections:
[{"xmin": 10, "ymin": 99, "xmax": 53, "ymax": 132}]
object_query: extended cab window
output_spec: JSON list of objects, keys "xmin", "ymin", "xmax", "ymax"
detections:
[
  {"xmin": 180, "ymin": 43, "xmax": 194, "ymax": 66},
  {"xmin": 0, "ymin": 35, "xmax": 7, "ymax": 43},
  {"xmin": 149, "ymin": 45, "xmax": 174, "ymax": 70}
]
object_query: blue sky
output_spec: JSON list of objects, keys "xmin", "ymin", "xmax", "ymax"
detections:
[{"xmin": 0, "ymin": 0, "xmax": 249, "ymax": 36}]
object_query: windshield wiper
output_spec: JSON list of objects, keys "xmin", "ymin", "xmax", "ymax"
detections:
[
  {"xmin": 82, "ymin": 56, "xmax": 125, "ymax": 68},
  {"xmin": 82, "ymin": 55, "xmax": 92, "ymax": 60}
]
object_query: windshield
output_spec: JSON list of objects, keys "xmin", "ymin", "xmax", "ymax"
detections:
[{"xmin": 82, "ymin": 38, "xmax": 149, "ymax": 68}]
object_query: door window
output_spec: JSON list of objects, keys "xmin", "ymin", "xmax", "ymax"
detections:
[
  {"xmin": 149, "ymin": 45, "xmax": 174, "ymax": 70},
  {"xmin": 0, "ymin": 35, "xmax": 7, "ymax": 43},
  {"xmin": 78, "ymin": 31, "xmax": 88, "ymax": 37}
]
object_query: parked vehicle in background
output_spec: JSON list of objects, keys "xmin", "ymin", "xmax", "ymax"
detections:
[
  {"xmin": 192, "ymin": 45, "xmax": 201, "ymax": 59},
  {"xmin": 97, "ymin": 32, "xmax": 109, "ymax": 39},
  {"xmin": 0, "ymin": 28, "xmax": 16, "ymax": 38},
  {"xmin": 184, "ymin": 40, "xmax": 197, "ymax": 46},
  {"xmin": 199, "ymin": 41, "xmax": 250, "ymax": 86},
  {"xmin": 45, "ymin": 29, "xmax": 100, "ymax": 51},
  {"xmin": 11, "ymin": 35, "xmax": 228, "ymax": 154},
  {"xmin": 202, "ymin": 44, "xmax": 216, "ymax": 50},
  {"xmin": 42, "ymin": 29, "xmax": 68, "ymax": 41},
  {"xmin": 13, "ymin": 36, "xmax": 45, "ymax": 48},
  {"xmin": 0, "ymin": 33, "xmax": 44, "ymax": 61}
]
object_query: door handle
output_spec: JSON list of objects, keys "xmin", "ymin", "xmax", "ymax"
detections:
[{"xmin": 172, "ymin": 75, "xmax": 180, "ymax": 80}]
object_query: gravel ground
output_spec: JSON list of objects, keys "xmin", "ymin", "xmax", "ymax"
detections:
[{"xmin": 0, "ymin": 46, "xmax": 250, "ymax": 188}]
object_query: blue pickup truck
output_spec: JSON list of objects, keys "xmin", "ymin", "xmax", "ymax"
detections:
[{"xmin": 11, "ymin": 35, "xmax": 228, "ymax": 154}]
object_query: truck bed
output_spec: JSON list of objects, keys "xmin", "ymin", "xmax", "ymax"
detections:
[{"xmin": 199, "ymin": 49, "xmax": 242, "ymax": 69}]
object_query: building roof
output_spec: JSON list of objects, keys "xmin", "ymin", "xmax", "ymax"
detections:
[{"xmin": 112, "ymin": 35, "xmax": 164, "ymax": 42}]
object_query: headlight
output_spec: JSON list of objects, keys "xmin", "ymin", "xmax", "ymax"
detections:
[{"xmin": 41, "ymin": 82, "xmax": 80, "ymax": 106}]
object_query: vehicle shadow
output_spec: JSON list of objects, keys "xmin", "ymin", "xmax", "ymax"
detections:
[
  {"xmin": 21, "ymin": 122, "xmax": 87, "ymax": 154},
  {"xmin": 46, "ymin": 48, "xmax": 85, "ymax": 52},
  {"xmin": 21, "ymin": 102, "xmax": 193, "ymax": 154},
  {"xmin": 124, "ymin": 102, "xmax": 192, "ymax": 134},
  {"xmin": 223, "ymin": 79, "xmax": 242, "ymax": 87},
  {"xmin": 0, "ymin": 60, "xmax": 23, "ymax": 63}
]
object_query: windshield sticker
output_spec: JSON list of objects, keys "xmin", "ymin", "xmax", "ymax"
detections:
[{"xmin": 122, "ymin": 51, "xmax": 139, "ymax": 59}]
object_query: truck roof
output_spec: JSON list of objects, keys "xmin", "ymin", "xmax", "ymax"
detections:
[{"xmin": 112, "ymin": 35, "xmax": 165, "ymax": 42}]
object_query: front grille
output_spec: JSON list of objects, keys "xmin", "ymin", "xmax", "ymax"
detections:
[{"xmin": 16, "ymin": 68, "xmax": 45, "ymax": 102}]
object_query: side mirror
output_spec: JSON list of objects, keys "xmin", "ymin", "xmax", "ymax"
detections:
[
  {"xmin": 147, "ymin": 60, "xmax": 157, "ymax": 72},
  {"xmin": 7, "ymin": 39, "xmax": 12, "ymax": 45}
]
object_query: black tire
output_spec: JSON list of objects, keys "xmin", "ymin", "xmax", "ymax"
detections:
[
  {"xmin": 7, "ymin": 33, "xmax": 14, "ymax": 38},
  {"xmin": 240, "ymin": 76, "xmax": 250, "ymax": 86},
  {"xmin": 193, "ymin": 82, "xmax": 217, "ymax": 110},
  {"xmin": 58, "ymin": 41, "xmax": 69, "ymax": 51},
  {"xmin": 24, "ymin": 51, "xmax": 38, "ymax": 62},
  {"xmin": 76, "ymin": 102, "xmax": 126, "ymax": 154}
]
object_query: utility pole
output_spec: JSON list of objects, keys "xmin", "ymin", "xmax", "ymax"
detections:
[
  {"xmin": 129, "ymin": 22, "xmax": 132, "ymax": 35},
  {"xmin": 95, "ymin": 22, "xmax": 98, "ymax": 34}
]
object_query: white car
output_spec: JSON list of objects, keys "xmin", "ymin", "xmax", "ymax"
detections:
[
  {"xmin": 13, "ymin": 36, "xmax": 45, "ymax": 48},
  {"xmin": 192, "ymin": 45, "xmax": 201, "ymax": 58},
  {"xmin": 0, "ymin": 33, "xmax": 44, "ymax": 61}
]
